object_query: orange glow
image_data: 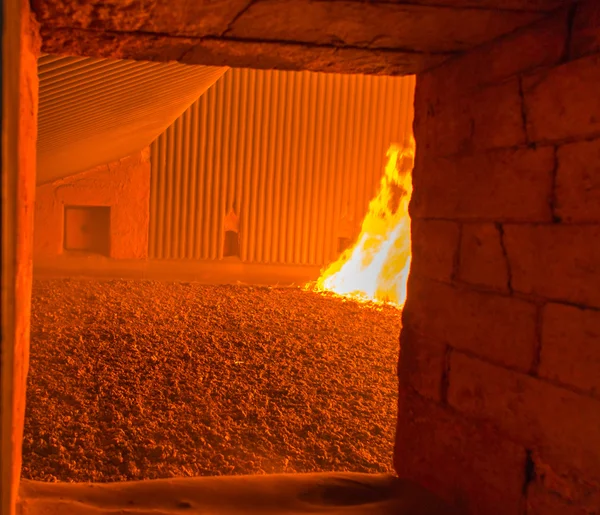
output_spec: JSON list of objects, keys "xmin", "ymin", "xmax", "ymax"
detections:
[{"xmin": 311, "ymin": 141, "xmax": 414, "ymax": 306}]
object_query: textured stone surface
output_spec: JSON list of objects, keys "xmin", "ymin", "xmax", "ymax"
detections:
[
  {"xmin": 504, "ymin": 224, "xmax": 600, "ymax": 308},
  {"xmin": 408, "ymin": 0, "xmax": 568, "ymax": 7},
  {"xmin": 398, "ymin": 327, "xmax": 446, "ymax": 402},
  {"xmin": 570, "ymin": 0, "xmax": 600, "ymax": 59},
  {"xmin": 1, "ymin": 1, "xmax": 40, "ymax": 514},
  {"xmin": 458, "ymin": 223, "xmax": 510, "ymax": 293},
  {"xmin": 227, "ymin": 0, "xmax": 541, "ymax": 53},
  {"xmin": 523, "ymin": 54, "xmax": 600, "ymax": 143},
  {"xmin": 448, "ymin": 352, "xmax": 600, "ymax": 480},
  {"xmin": 527, "ymin": 482, "xmax": 600, "ymax": 515},
  {"xmin": 31, "ymin": 0, "xmax": 250, "ymax": 35},
  {"xmin": 555, "ymin": 138, "xmax": 600, "ymax": 222},
  {"xmin": 390, "ymin": 0, "xmax": 568, "ymax": 7},
  {"xmin": 413, "ymin": 8, "xmax": 568, "ymax": 107},
  {"xmin": 394, "ymin": 392, "xmax": 526, "ymax": 515},
  {"xmin": 397, "ymin": 2, "xmax": 600, "ymax": 513},
  {"xmin": 38, "ymin": 27, "xmax": 199, "ymax": 61},
  {"xmin": 34, "ymin": 150, "xmax": 151, "ymax": 260},
  {"xmin": 416, "ymin": 78, "xmax": 527, "ymax": 156},
  {"xmin": 527, "ymin": 454, "xmax": 600, "ymax": 515},
  {"xmin": 31, "ymin": 0, "xmax": 556, "ymax": 74},
  {"xmin": 37, "ymin": 27, "xmax": 446, "ymax": 76},
  {"xmin": 540, "ymin": 303, "xmax": 600, "ymax": 396},
  {"xmin": 411, "ymin": 147, "xmax": 554, "ymax": 221},
  {"xmin": 409, "ymin": 220, "xmax": 459, "ymax": 283},
  {"xmin": 179, "ymin": 39, "xmax": 447, "ymax": 75},
  {"xmin": 403, "ymin": 276, "xmax": 537, "ymax": 371}
]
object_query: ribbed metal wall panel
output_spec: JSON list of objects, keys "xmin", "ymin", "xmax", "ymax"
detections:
[
  {"xmin": 149, "ymin": 69, "xmax": 415, "ymax": 266},
  {"xmin": 37, "ymin": 54, "xmax": 227, "ymax": 184}
]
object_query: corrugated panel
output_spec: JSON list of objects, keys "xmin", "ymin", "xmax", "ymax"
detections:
[
  {"xmin": 37, "ymin": 54, "xmax": 227, "ymax": 184},
  {"xmin": 149, "ymin": 68, "xmax": 415, "ymax": 266}
]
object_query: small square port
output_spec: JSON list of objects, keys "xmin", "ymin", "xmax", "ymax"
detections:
[{"xmin": 64, "ymin": 206, "xmax": 111, "ymax": 256}]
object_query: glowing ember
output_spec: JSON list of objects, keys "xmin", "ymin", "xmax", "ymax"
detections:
[{"xmin": 312, "ymin": 141, "xmax": 414, "ymax": 306}]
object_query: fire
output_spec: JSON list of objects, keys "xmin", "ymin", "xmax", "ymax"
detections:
[{"xmin": 312, "ymin": 141, "xmax": 414, "ymax": 306}]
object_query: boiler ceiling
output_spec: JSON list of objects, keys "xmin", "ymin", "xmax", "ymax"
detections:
[
  {"xmin": 37, "ymin": 54, "xmax": 227, "ymax": 184},
  {"xmin": 33, "ymin": 0, "xmax": 574, "ymax": 76}
]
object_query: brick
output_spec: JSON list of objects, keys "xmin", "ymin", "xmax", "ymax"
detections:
[
  {"xmin": 467, "ymin": 80, "xmax": 527, "ymax": 151},
  {"xmin": 411, "ymin": 147, "xmax": 554, "ymax": 222},
  {"xmin": 32, "ymin": 0, "xmax": 249, "ymax": 36},
  {"xmin": 413, "ymin": 9, "xmax": 568, "ymax": 110},
  {"xmin": 413, "ymin": 87, "xmax": 470, "ymax": 158},
  {"xmin": 458, "ymin": 223, "xmax": 510, "ymax": 293},
  {"xmin": 394, "ymin": 391, "xmax": 526, "ymax": 515},
  {"xmin": 570, "ymin": 0, "xmax": 600, "ymax": 60},
  {"xmin": 523, "ymin": 54, "xmax": 600, "ymax": 143},
  {"xmin": 447, "ymin": 352, "xmax": 600, "ymax": 480},
  {"xmin": 403, "ymin": 276, "xmax": 537, "ymax": 371},
  {"xmin": 398, "ymin": 327, "xmax": 445, "ymax": 401},
  {"xmin": 34, "ymin": 151, "xmax": 151, "ymax": 261},
  {"xmin": 527, "ymin": 454, "xmax": 600, "ymax": 514},
  {"xmin": 527, "ymin": 484, "xmax": 599, "ymax": 515},
  {"xmin": 39, "ymin": 27, "xmax": 445, "ymax": 76},
  {"xmin": 540, "ymin": 303, "xmax": 600, "ymax": 396},
  {"xmin": 228, "ymin": 0, "xmax": 540, "ymax": 53},
  {"xmin": 556, "ymin": 138, "xmax": 600, "ymax": 223},
  {"xmin": 416, "ymin": 79, "xmax": 527, "ymax": 157},
  {"xmin": 503, "ymin": 224, "xmax": 600, "ymax": 308},
  {"xmin": 409, "ymin": 220, "xmax": 459, "ymax": 283}
]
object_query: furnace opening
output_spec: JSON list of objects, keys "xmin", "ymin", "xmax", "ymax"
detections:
[
  {"xmin": 63, "ymin": 205, "xmax": 111, "ymax": 256},
  {"xmin": 25, "ymin": 58, "xmax": 415, "ymax": 483}
]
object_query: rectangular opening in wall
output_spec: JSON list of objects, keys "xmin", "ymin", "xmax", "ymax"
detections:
[
  {"xmin": 63, "ymin": 205, "xmax": 111, "ymax": 256},
  {"xmin": 26, "ymin": 60, "xmax": 416, "ymax": 489},
  {"xmin": 223, "ymin": 230, "xmax": 240, "ymax": 257}
]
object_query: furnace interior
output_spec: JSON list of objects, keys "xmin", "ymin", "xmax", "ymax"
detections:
[
  {"xmin": 24, "ymin": 280, "xmax": 402, "ymax": 481},
  {"xmin": 25, "ymin": 64, "xmax": 417, "ymax": 483},
  {"xmin": 3, "ymin": 1, "xmax": 599, "ymax": 515}
]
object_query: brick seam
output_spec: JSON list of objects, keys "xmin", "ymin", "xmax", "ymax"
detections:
[{"xmin": 496, "ymin": 222, "xmax": 514, "ymax": 295}]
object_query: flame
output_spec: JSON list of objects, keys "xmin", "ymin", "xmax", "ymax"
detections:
[{"xmin": 312, "ymin": 141, "xmax": 414, "ymax": 306}]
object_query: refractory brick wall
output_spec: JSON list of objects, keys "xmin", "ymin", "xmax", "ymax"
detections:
[
  {"xmin": 396, "ymin": 2, "xmax": 600, "ymax": 514},
  {"xmin": 34, "ymin": 149, "xmax": 151, "ymax": 260}
]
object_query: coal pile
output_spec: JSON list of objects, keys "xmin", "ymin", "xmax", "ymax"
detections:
[{"xmin": 23, "ymin": 279, "xmax": 400, "ymax": 482}]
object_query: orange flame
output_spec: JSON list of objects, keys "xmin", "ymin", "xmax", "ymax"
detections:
[{"xmin": 312, "ymin": 141, "xmax": 414, "ymax": 306}]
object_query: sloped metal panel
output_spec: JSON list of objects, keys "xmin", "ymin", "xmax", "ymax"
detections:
[
  {"xmin": 36, "ymin": 54, "xmax": 227, "ymax": 184},
  {"xmin": 149, "ymin": 69, "xmax": 415, "ymax": 266}
]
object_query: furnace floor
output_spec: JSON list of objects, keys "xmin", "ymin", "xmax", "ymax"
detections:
[
  {"xmin": 24, "ymin": 279, "xmax": 400, "ymax": 482},
  {"xmin": 19, "ymin": 472, "xmax": 455, "ymax": 515}
]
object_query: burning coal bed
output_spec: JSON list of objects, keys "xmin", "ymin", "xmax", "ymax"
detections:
[{"xmin": 23, "ymin": 279, "xmax": 400, "ymax": 482}]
